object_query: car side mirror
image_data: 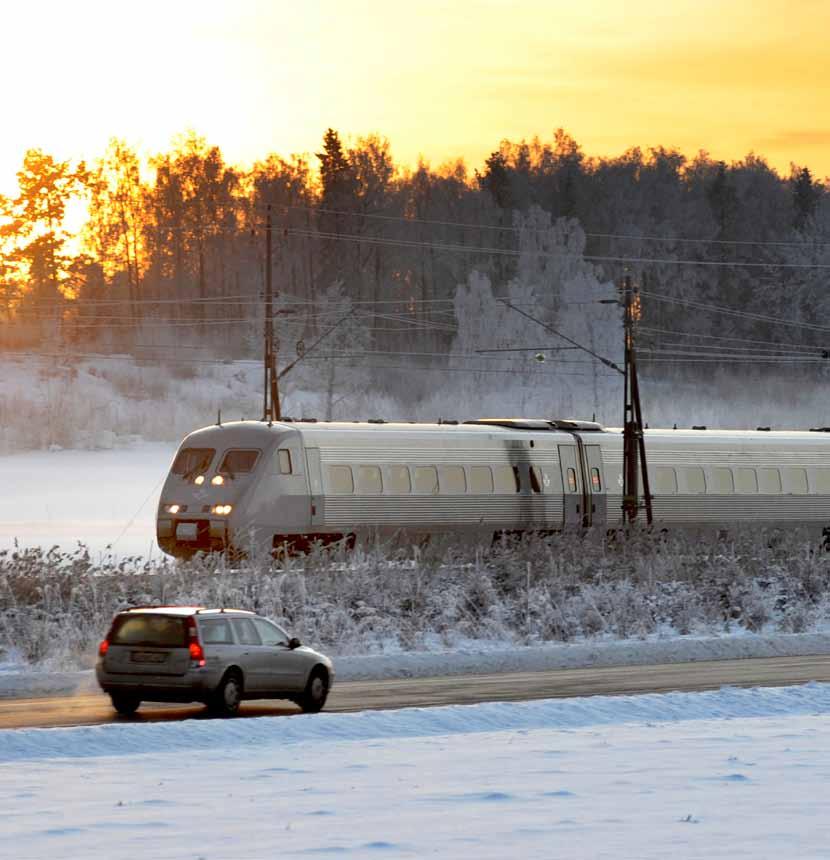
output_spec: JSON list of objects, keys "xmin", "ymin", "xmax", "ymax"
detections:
[{"xmin": 288, "ymin": 637, "xmax": 302, "ymax": 650}]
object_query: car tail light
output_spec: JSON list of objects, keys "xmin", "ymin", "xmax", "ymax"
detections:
[
  {"xmin": 98, "ymin": 639, "xmax": 109, "ymax": 657},
  {"xmin": 186, "ymin": 616, "xmax": 206, "ymax": 667}
]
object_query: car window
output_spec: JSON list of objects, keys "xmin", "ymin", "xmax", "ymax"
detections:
[
  {"xmin": 200, "ymin": 618, "xmax": 235, "ymax": 645},
  {"xmin": 232, "ymin": 617, "xmax": 261, "ymax": 645},
  {"xmin": 252, "ymin": 618, "xmax": 289, "ymax": 646},
  {"xmin": 111, "ymin": 615, "xmax": 187, "ymax": 647}
]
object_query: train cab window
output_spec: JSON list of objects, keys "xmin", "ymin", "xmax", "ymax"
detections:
[
  {"xmin": 413, "ymin": 466, "xmax": 438, "ymax": 495},
  {"xmin": 439, "ymin": 466, "xmax": 466, "ymax": 494},
  {"xmin": 814, "ymin": 469, "xmax": 830, "ymax": 493},
  {"xmin": 386, "ymin": 465, "xmax": 411, "ymax": 494},
  {"xmin": 735, "ymin": 468, "xmax": 758, "ymax": 493},
  {"xmin": 685, "ymin": 467, "xmax": 706, "ymax": 494},
  {"xmin": 493, "ymin": 465, "xmax": 520, "ymax": 494},
  {"xmin": 758, "ymin": 468, "xmax": 782, "ymax": 494},
  {"xmin": 357, "ymin": 465, "xmax": 383, "ymax": 495},
  {"xmin": 277, "ymin": 449, "xmax": 292, "ymax": 475},
  {"xmin": 566, "ymin": 468, "xmax": 578, "ymax": 493},
  {"xmin": 219, "ymin": 449, "xmax": 259, "ymax": 476},
  {"xmin": 783, "ymin": 467, "xmax": 808, "ymax": 495},
  {"xmin": 530, "ymin": 466, "xmax": 544, "ymax": 494},
  {"xmin": 710, "ymin": 467, "xmax": 734, "ymax": 493},
  {"xmin": 328, "ymin": 465, "xmax": 354, "ymax": 495},
  {"xmin": 589, "ymin": 467, "xmax": 602, "ymax": 492},
  {"xmin": 172, "ymin": 448, "xmax": 215, "ymax": 478},
  {"xmin": 468, "ymin": 466, "xmax": 494, "ymax": 494},
  {"xmin": 653, "ymin": 467, "xmax": 678, "ymax": 494}
]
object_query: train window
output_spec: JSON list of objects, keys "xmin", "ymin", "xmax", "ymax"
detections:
[
  {"xmin": 566, "ymin": 468, "xmax": 578, "ymax": 493},
  {"xmin": 493, "ymin": 465, "xmax": 520, "ymax": 494},
  {"xmin": 413, "ymin": 466, "xmax": 438, "ymax": 495},
  {"xmin": 653, "ymin": 467, "xmax": 677, "ymax": 493},
  {"xmin": 710, "ymin": 467, "xmax": 734, "ymax": 493},
  {"xmin": 814, "ymin": 469, "xmax": 830, "ymax": 493},
  {"xmin": 277, "ymin": 449, "xmax": 292, "ymax": 475},
  {"xmin": 589, "ymin": 467, "xmax": 602, "ymax": 492},
  {"xmin": 328, "ymin": 465, "xmax": 354, "ymax": 495},
  {"xmin": 685, "ymin": 467, "xmax": 706, "ymax": 494},
  {"xmin": 735, "ymin": 468, "xmax": 758, "ymax": 493},
  {"xmin": 468, "ymin": 466, "xmax": 494, "ymax": 494},
  {"xmin": 530, "ymin": 466, "xmax": 544, "ymax": 493},
  {"xmin": 386, "ymin": 465, "xmax": 411, "ymax": 493},
  {"xmin": 783, "ymin": 467, "xmax": 808, "ymax": 495},
  {"xmin": 439, "ymin": 466, "xmax": 467, "ymax": 494},
  {"xmin": 220, "ymin": 450, "xmax": 259, "ymax": 475},
  {"xmin": 357, "ymin": 465, "xmax": 383, "ymax": 494},
  {"xmin": 172, "ymin": 448, "xmax": 215, "ymax": 477},
  {"xmin": 758, "ymin": 468, "xmax": 781, "ymax": 494}
]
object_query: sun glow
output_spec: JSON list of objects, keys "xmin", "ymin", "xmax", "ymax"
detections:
[{"xmin": 2, "ymin": 0, "xmax": 830, "ymax": 193}]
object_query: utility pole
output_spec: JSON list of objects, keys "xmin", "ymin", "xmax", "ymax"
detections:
[
  {"xmin": 621, "ymin": 275, "xmax": 653, "ymax": 525},
  {"xmin": 263, "ymin": 204, "xmax": 281, "ymax": 422}
]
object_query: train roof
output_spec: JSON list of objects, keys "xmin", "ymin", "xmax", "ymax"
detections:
[{"xmin": 180, "ymin": 419, "xmax": 830, "ymax": 441}]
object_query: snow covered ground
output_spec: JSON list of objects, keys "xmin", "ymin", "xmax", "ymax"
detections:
[
  {"xmin": 0, "ymin": 442, "xmax": 175, "ymax": 557},
  {"xmin": 2, "ymin": 683, "xmax": 830, "ymax": 859}
]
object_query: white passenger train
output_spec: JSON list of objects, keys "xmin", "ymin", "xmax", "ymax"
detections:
[{"xmin": 156, "ymin": 418, "xmax": 830, "ymax": 557}]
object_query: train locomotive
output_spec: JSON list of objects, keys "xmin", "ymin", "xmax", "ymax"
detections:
[{"xmin": 156, "ymin": 417, "xmax": 830, "ymax": 558}]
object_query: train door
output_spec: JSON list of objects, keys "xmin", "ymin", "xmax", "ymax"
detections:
[
  {"xmin": 305, "ymin": 448, "xmax": 324, "ymax": 528},
  {"xmin": 558, "ymin": 445, "xmax": 583, "ymax": 526},
  {"xmin": 584, "ymin": 445, "xmax": 607, "ymax": 526}
]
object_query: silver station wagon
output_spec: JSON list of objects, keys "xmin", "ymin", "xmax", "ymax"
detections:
[{"xmin": 96, "ymin": 606, "xmax": 334, "ymax": 717}]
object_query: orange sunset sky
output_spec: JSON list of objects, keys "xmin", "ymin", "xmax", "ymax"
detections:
[{"xmin": 2, "ymin": 0, "xmax": 829, "ymax": 191}]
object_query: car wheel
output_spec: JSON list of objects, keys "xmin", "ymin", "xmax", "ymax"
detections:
[
  {"xmin": 299, "ymin": 668, "xmax": 329, "ymax": 714},
  {"xmin": 110, "ymin": 693, "xmax": 141, "ymax": 716},
  {"xmin": 209, "ymin": 671, "xmax": 243, "ymax": 717}
]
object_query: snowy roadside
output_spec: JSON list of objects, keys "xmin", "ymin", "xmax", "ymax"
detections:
[
  {"xmin": 3, "ymin": 684, "xmax": 830, "ymax": 860},
  {"xmin": 3, "ymin": 629, "xmax": 830, "ymax": 699}
]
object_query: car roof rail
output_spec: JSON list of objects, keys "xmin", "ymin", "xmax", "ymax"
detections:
[{"xmin": 123, "ymin": 604, "xmax": 194, "ymax": 612}]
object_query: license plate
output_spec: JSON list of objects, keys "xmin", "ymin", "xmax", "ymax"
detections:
[
  {"xmin": 176, "ymin": 522, "xmax": 199, "ymax": 541},
  {"xmin": 131, "ymin": 651, "xmax": 167, "ymax": 664}
]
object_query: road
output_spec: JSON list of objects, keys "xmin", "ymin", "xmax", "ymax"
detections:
[{"xmin": 2, "ymin": 654, "xmax": 829, "ymax": 730}]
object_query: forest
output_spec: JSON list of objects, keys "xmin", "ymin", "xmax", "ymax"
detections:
[{"xmin": 1, "ymin": 128, "xmax": 829, "ymax": 424}]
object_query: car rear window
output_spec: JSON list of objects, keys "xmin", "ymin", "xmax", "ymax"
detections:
[
  {"xmin": 199, "ymin": 618, "xmax": 235, "ymax": 644},
  {"xmin": 110, "ymin": 614, "xmax": 188, "ymax": 647}
]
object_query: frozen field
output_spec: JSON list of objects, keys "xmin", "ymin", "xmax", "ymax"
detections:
[
  {"xmin": 2, "ymin": 684, "xmax": 830, "ymax": 859},
  {"xmin": 0, "ymin": 443, "xmax": 175, "ymax": 557}
]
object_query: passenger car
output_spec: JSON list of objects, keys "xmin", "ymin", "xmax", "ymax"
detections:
[
  {"xmin": 96, "ymin": 606, "xmax": 334, "ymax": 717},
  {"xmin": 156, "ymin": 418, "xmax": 830, "ymax": 558}
]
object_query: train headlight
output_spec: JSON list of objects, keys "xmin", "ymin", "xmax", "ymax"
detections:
[
  {"xmin": 194, "ymin": 475, "xmax": 205, "ymax": 486},
  {"xmin": 165, "ymin": 504, "xmax": 181, "ymax": 514},
  {"xmin": 211, "ymin": 504, "xmax": 233, "ymax": 515},
  {"xmin": 211, "ymin": 475, "xmax": 224, "ymax": 486}
]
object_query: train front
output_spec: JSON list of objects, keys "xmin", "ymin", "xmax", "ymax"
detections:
[{"xmin": 156, "ymin": 421, "xmax": 278, "ymax": 558}]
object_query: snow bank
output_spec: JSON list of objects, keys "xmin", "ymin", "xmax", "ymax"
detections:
[{"xmin": 2, "ymin": 682, "xmax": 830, "ymax": 764}]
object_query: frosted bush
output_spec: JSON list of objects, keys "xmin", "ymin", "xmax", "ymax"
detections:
[{"xmin": 2, "ymin": 529, "xmax": 830, "ymax": 670}]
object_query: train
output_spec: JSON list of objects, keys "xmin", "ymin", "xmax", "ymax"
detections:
[{"xmin": 155, "ymin": 417, "xmax": 830, "ymax": 557}]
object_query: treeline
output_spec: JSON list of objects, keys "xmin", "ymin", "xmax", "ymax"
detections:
[{"xmin": 1, "ymin": 128, "xmax": 828, "ymax": 371}]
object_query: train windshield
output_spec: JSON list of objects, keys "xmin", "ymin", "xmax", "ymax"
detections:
[
  {"xmin": 218, "ymin": 449, "xmax": 260, "ymax": 477},
  {"xmin": 171, "ymin": 448, "xmax": 215, "ymax": 478}
]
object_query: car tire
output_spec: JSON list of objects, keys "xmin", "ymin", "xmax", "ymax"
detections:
[
  {"xmin": 299, "ymin": 668, "xmax": 329, "ymax": 714},
  {"xmin": 110, "ymin": 693, "xmax": 141, "ymax": 716},
  {"xmin": 209, "ymin": 671, "xmax": 243, "ymax": 717}
]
